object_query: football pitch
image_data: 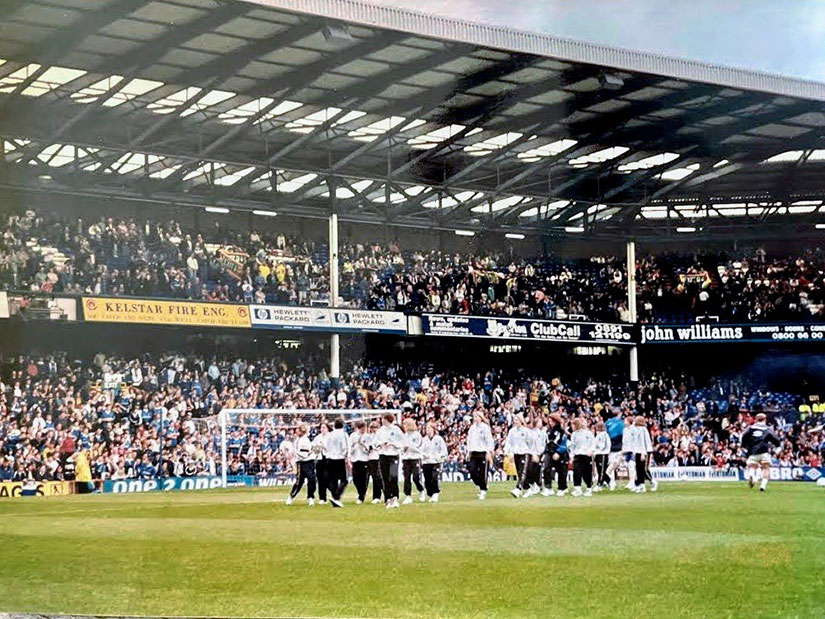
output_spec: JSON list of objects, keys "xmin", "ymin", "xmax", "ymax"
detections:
[{"xmin": 1, "ymin": 482, "xmax": 823, "ymax": 619}]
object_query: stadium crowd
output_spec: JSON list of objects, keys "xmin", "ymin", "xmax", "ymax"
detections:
[
  {"xmin": 3, "ymin": 209, "xmax": 825, "ymax": 323},
  {"xmin": 1, "ymin": 352, "xmax": 822, "ymax": 484}
]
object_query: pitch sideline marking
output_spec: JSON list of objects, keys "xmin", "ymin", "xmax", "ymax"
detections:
[{"xmin": 0, "ymin": 614, "xmax": 380, "ymax": 619}]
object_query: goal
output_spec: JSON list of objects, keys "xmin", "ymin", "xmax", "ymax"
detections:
[{"xmin": 201, "ymin": 408, "xmax": 400, "ymax": 487}]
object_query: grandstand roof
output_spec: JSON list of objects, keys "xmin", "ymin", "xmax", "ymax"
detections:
[{"xmin": 2, "ymin": 0, "xmax": 825, "ymax": 239}]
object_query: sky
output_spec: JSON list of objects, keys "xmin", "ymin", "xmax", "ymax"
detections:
[{"xmin": 372, "ymin": 0, "xmax": 825, "ymax": 82}]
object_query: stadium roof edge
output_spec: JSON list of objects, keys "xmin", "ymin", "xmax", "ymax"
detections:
[
  {"xmin": 3, "ymin": 0, "xmax": 825, "ymax": 240},
  {"xmin": 243, "ymin": 0, "xmax": 825, "ymax": 103}
]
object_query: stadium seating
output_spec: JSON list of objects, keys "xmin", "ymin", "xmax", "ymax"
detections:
[{"xmin": 3, "ymin": 209, "xmax": 825, "ymax": 324}]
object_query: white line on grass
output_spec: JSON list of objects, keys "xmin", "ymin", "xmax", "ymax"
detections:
[{"xmin": 0, "ymin": 614, "xmax": 380, "ymax": 619}]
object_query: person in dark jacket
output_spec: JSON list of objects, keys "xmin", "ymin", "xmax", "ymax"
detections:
[
  {"xmin": 741, "ymin": 413, "xmax": 781, "ymax": 492},
  {"xmin": 541, "ymin": 414, "xmax": 569, "ymax": 497}
]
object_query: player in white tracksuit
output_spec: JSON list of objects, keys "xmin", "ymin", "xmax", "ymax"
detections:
[
  {"xmin": 568, "ymin": 417, "xmax": 595, "ymax": 497},
  {"xmin": 525, "ymin": 417, "xmax": 546, "ymax": 496},
  {"xmin": 366, "ymin": 420, "xmax": 383, "ymax": 503},
  {"xmin": 504, "ymin": 414, "xmax": 532, "ymax": 498},
  {"xmin": 593, "ymin": 422, "xmax": 611, "ymax": 490},
  {"xmin": 631, "ymin": 416, "xmax": 657, "ymax": 493},
  {"xmin": 311, "ymin": 422, "xmax": 330, "ymax": 503},
  {"xmin": 286, "ymin": 424, "xmax": 316, "ymax": 506},
  {"xmin": 401, "ymin": 418, "xmax": 425, "ymax": 504},
  {"xmin": 375, "ymin": 412, "xmax": 405, "ymax": 508},
  {"xmin": 622, "ymin": 418, "xmax": 637, "ymax": 490},
  {"xmin": 465, "ymin": 411, "xmax": 494, "ymax": 500},
  {"xmin": 421, "ymin": 422, "xmax": 448, "ymax": 502},
  {"xmin": 349, "ymin": 420, "xmax": 371, "ymax": 504}
]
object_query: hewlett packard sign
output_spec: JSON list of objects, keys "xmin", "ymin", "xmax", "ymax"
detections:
[
  {"xmin": 329, "ymin": 309, "xmax": 407, "ymax": 333},
  {"xmin": 641, "ymin": 323, "xmax": 825, "ymax": 343},
  {"xmin": 251, "ymin": 305, "xmax": 330, "ymax": 329},
  {"xmin": 250, "ymin": 305, "xmax": 407, "ymax": 334},
  {"xmin": 422, "ymin": 314, "xmax": 635, "ymax": 345}
]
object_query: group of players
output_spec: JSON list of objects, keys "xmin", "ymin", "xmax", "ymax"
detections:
[
  {"xmin": 487, "ymin": 409, "xmax": 782, "ymax": 497},
  {"xmin": 284, "ymin": 408, "xmax": 783, "ymax": 508},
  {"xmin": 286, "ymin": 412, "xmax": 447, "ymax": 509},
  {"xmin": 468, "ymin": 410, "xmax": 659, "ymax": 499}
]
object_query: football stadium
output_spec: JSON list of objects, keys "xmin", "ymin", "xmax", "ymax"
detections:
[{"xmin": 2, "ymin": 1, "xmax": 825, "ymax": 617}]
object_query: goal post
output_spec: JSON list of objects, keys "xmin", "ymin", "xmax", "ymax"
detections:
[{"xmin": 213, "ymin": 408, "xmax": 401, "ymax": 487}]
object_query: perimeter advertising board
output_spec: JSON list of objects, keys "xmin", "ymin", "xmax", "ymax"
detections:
[
  {"xmin": 641, "ymin": 323, "xmax": 825, "ymax": 344},
  {"xmin": 82, "ymin": 297, "xmax": 251, "ymax": 328},
  {"xmin": 0, "ymin": 481, "xmax": 76, "ymax": 498},
  {"xmin": 250, "ymin": 305, "xmax": 407, "ymax": 334},
  {"xmin": 422, "ymin": 314, "xmax": 635, "ymax": 345}
]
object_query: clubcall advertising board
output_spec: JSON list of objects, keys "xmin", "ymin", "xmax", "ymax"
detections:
[{"xmin": 422, "ymin": 314, "xmax": 635, "ymax": 345}]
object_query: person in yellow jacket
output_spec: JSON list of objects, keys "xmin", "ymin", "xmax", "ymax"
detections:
[
  {"xmin": 274, "ymin": 261, "xmax": 286, "ymax": 284},
  {"xmin": 503, "ymin": 455, "xmax": 517, "ymax": 479},
  {"xmin": 74, "ymin": 448, "xmax": 94, "ymax": 494}
]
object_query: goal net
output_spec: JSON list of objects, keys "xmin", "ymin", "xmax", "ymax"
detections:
[{"xmin": 194, "ymin": 408, "xmax": 399, "ymax": 487}]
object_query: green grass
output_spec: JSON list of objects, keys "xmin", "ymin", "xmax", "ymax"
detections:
[{"xmin": 0, "ymin": 482, "xmax": 823, "ymax": 618}]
